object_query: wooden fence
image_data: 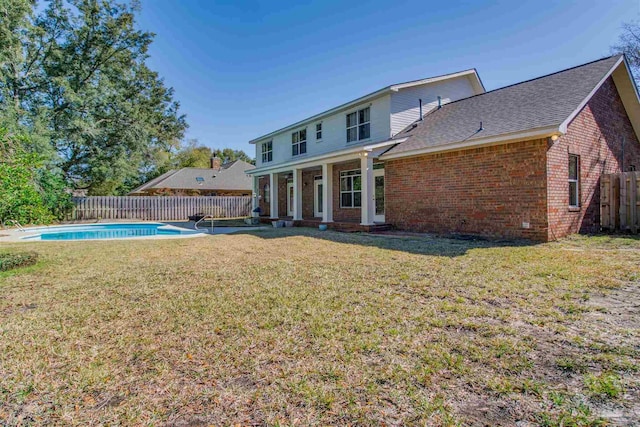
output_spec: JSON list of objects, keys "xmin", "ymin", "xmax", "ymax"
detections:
[
  {"xmin": 71, "ymin": 196, "xmax": 253, "ymax": 221},
  {"xmin": 601, "ymin": 171, "xmax": 639, "ymax": 233}
]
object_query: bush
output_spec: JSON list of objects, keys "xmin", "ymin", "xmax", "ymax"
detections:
[
  {"xmin": 0, "ymin": 252, "xmax": 38, "ymax": 272},
  {"xmin": 0, "ymin": 129, "xmax": 71, "ymax": 225}
]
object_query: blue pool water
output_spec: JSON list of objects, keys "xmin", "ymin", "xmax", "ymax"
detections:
[{"xmin": 21, "ymin": 223, "xmax": 202, "ymax": 241}]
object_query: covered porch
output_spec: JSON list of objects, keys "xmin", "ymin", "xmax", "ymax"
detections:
[{"xmin": 249, "ymin": 144, "xmax": 389, "ymax": 229}]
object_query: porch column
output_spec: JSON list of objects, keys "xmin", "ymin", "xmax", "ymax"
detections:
[
  {"xmin": 293, "ymin": 168, "xmax": 303, "ymax": 220},
  {"xmin": 269, "ymin": 172, "xmax": 279, "ymax": 219},
  {"xmin": 360, "ymin": 153, "xmax": 375, "ymax": 225},
  {"xmin": 322, "ymin": 163, "xmax": 333, "ymax": 223}
]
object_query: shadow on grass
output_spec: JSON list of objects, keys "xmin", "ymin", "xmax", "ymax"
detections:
[{"xmin": 225, "ymin": 226, "xmax": 539, "ymax": 258}]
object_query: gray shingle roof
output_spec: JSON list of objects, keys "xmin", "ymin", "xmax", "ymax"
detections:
[
  {"xmin": 384, "ymin": 55, "xmax": 623, "ymax": 156},
  {"xmin": 131, "ymin": 160, "xmax": 255, "ymax": 193}
]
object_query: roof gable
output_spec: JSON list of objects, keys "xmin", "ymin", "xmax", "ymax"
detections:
[
  {"xmin": 382, "ymin": 55, "xmax": 635, "ymax": 158},
  {"xmin": 249, "ymin": 69, "xmax": 485, "ymax": 144},
  {"xmin": 130, "ymin": 160, "xmax": 256, "ymax": 193}
]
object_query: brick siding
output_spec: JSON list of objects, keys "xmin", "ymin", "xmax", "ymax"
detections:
[
  {"xmin": 258, "ymin": 170, "xmax": 321, "ymax": 218},
  {"xmin": 385, "ymin": 139, "xmax": 549, "ymax": 240},
  {"xmin": 256, "ymin": 174, "xmax": 289, "ymax": 217},
  {"xmin": 547, "ymin": 77, "xmax": 640, "ymax": 239},
  {"xmin": 257, "ymin": 175, "xmax": 270, "ymax": 217},
  {"xmin": 302, "ymin": 169, "xmax": 321, "ymax": 218}
]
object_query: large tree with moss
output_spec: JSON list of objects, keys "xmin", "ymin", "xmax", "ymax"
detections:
[{"xmin": 0, "ymin": 0, "xmax": 187, "ymax": 195}]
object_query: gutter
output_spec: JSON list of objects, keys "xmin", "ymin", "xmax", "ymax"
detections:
[
  {"xmin": 380, "ymin": 126, "xmax": 562, "ymax": 160},
  {"xmin": 246, "ymin": 138, "xmax": 407, "ymax": 175}
]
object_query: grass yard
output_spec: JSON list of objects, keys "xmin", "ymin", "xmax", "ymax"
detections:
[{"xmin": 1, "ymin": 228, "xmax": 639, "ymax": 426}]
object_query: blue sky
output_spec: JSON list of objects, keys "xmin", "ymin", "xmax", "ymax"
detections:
[{"xmin": 136, "ymin": 0, "xmax": 640, "ymax": 155}]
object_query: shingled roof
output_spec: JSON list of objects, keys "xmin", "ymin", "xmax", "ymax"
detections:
[
  {"xmin": 130, "ymin": 160, "xmax": 255, "ymax": 194},
  {"xmin": 383, "ymin": 55, "xmax": 628, "ymax": 157}
]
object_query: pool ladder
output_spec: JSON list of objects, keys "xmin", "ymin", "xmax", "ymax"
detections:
[
  {"xmin": 4, "ymin": 220, "xmax": 26, "ymax": 231},
  {"xmin": 194, "ymin": 215, "xmax": 215, "ymax": 233}
]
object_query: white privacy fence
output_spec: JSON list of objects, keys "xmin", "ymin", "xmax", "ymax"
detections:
[{"xmin": 71, "ymin": 196, "xmax": 253, "ymax": 221}]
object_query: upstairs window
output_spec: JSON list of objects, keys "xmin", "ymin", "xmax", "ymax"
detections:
[
  {"xmin": 340, "ymin": 170, "xmax": 362, "ymax": 208},
  {"xmin": 316, "ymin": 123, "xmax": 322, "ymax": 140},
  {"xmin": 568, "ymin": 154, "xmax": 580, "ymax": 208},
  {"xmin": 346, "ymin": 107, "xmax": 370, "ymax": 143},
  {"xmin": 261, "ymin": 141, "xmax": 272, "ymax": 163},
  {"xmin": 292, "ymin": 129, "xmax": 307, "ymax": 156}
]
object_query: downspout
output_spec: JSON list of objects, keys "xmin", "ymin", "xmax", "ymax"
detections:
[{"xmin": 621, "ymin": 136, "xmax": 625, "ymax": 171}]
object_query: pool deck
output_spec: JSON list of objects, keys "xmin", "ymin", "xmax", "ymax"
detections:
[{"xmin": 0, "ymin": 221, "xmax": 266, "ymax": 243}]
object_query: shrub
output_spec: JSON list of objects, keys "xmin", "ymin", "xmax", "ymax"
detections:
[
  {"xmin": 0, "ymin": 129, "xmax": 71, "ymax": 225},
  {"xmin": 0, "ymin": 252, "xmax": 38, "ymax": 272}
]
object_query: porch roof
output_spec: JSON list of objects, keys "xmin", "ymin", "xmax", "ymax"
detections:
[{"xmin": 245, "ymin": 138, "xmax": 406, "ymax": 175}]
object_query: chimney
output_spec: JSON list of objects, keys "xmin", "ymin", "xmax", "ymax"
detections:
[{"xmin": 210, "ymin": 156, "xmax": 222, "ymax": 170}]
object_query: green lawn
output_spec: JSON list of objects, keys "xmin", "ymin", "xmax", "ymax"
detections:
[{"xmin": 1, "ymin": 229, "xmax": 639, "ymax": 426}]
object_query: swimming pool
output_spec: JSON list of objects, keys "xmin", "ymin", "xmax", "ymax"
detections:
[{"xmin": 18, "ymin": 223, "xmax": 204, "ymax": 241}]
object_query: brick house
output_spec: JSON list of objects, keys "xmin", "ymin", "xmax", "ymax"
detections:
[
  {"xmin": 246, "ymin": 55, "xmax": 640, "ymax": 241},
  {"xmin": 129, "ymin": 158, "xmax": 255, "ymax": 196}
]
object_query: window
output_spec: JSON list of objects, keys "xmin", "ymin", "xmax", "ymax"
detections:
[
  {"xmin": 292, "ymin": 129, "xmax": 307, "ymax": 156},
  {"xmin": 568, "ymin": 154, "xmax": 580, "ymax": 208},
  {"xmin": 340, "ymin": 170, "xmax": 362, "ymax": 208},
  {"xmin": 346, "ymin": 107, "xmax": 370, "ymax": 143},
  {"xmin": 316, "ymin": 123, "xmax": 322, "ymax": 140},
  {"xmin": 195, "ymin": 177, "xmax": 204, "ymax": 183},
  {"xmin": 261, "ymin": 141, "xmax": 273, "ymax": 163},
  {"xmin": 263, "ymin": 183, "xmax": 270, "ymax": 201}
]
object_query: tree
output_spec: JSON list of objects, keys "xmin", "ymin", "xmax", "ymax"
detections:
[
  {"xmin": 613, "ymin": 21, "xmax": 640, "ymax": 81},
  {"xmin": 173, "ymin": 139, "xmax": 214, "ymax": 168},
  {"xmin": 170, "ymin": 140, "xmax": 255, "ymax": 169},
  {"xmin": 212, "ymin": 147, "xmax": 255, "ymax": 165},
  {"xmin": 0, "ymin": 0, "xmax": 187, "ymax": 195}
]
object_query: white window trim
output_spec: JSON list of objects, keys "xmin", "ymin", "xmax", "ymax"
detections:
[
  {"xmin": 568, "ymin": 154, "xmax": 580, "ymax": 209},
  {"xmin": 340, "ymin": 169, "xmax": 362, "ymax": 208},
  {"xmin": 261, "ymin": 141, "xmax": 273, "ymax": 163},
  {"xmin": 292, "ymin": 129, "xmax": 307, "ymax": 156},
  {"xmin": 346, "ymin": 106, "xmax": 371, "ymax": 144},
  {"xmin": 316, "ymin": 123, "xmax": 323, "ymax": 142}
]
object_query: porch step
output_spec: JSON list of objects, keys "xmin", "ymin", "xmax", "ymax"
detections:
[{"xmin": 259, "ymin": 217, "xmax": 391, "ymax": 233}]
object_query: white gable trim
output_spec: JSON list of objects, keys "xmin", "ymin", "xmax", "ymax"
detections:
[
  {"xmin": 559, "ymin": 56, "xmax": 626, "ymax": 133},
  {"xmin": 249, "ymin": 70, "xmax": 484, "ymax": 145},
  {"xmin": 389, "ymin": 69, "xmax": 484, "ymax": 92},
  {"xmin": 611, "ymin": 56, "xmax": 640, "ymax": 140}
]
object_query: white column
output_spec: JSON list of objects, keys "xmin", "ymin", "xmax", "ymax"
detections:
[
  {"xmin": 293, "ymin": 168, "xmax": 303, "ymax": 220},
  {"xmin": 360, "ymin": 153, "xmax": 375, "ymax": 225},
  {"xmin": 269, "ymin": 172, "xmax": 278, "ymax": 219},
  {"xmin": 322, "ymin": 163, "xmax": 333, "ymax": 223}
]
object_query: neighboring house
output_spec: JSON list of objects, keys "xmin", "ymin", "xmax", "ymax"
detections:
[
  {"xmin": 130, "ymin": 158, "xmax": 255, "ymax": 196},
  {"xmin": 247, "ymin": 55, "xmax": 640, "ymax": 241}
]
